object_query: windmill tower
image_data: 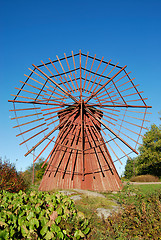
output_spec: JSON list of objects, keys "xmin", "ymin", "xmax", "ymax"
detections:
[{"xmin": 9, "ymin": 50, "xmax": 151, "ymax": 191}]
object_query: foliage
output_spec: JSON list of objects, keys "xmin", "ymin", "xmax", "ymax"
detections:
[
  {"xmin": 124, "ymin": 158, "xmax": 135, "ymax": 179},
  {"xmin": 130, "ymin": 174, "xmax": 159, "ymax": 182},
  {"xmin": 136, "ymin": 124, "xmax": 161, "ymax": 177},
  {"xmin": 21, "ymin": 169, "xmax": 33, "ymax": 186},
  {"xmin": 106, "ymin": 185, "xmax": 161, "ymax": 239},
  {"xmin": 0, "ymin": 190, "xmax": 90, "ymax": 240},
  {"xmin": 124, "ymin": 124, "xmax": 161, "ymax": 178},
  {"xmin": 26, "ymin": 158, "xmax": 47, "ymax": 184},
  {"xmin": 70, "ymin": 184, "xmax": 161, "ymax": 239},
  {"xmin": 0, "ymin": 158, "xmax": 29, "ymax": 193}
]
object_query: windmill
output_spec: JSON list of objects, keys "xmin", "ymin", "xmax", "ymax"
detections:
[{"xmin": 9, "ymin": 50, "xmax": 151, "ymax": 191}]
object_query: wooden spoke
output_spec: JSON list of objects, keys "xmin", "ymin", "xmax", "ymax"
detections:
[
  {"xmin": 11, "ymin": 112, "xmax": 42, "ymax": 120},
  {"xmin": 119, "ymin": 113, "xmax": 150, "ymax": 122},
  {"xmin": 83, "ymin": 74, "xmax": 88, "ymax": 92},
  {"xmin": 16, "ymin": 123, "xmax": 46, "ymax": 137},
  {"xmin": 86, "ymin": 114, "xmax": 115, "ymax": 173},
  {"xmin": 114, "ymin": 127, "xmax": 142, "ymax": 145},
  {"xmin": 97, "ymin": 59, "xmax": 111, "ymax": 81},
  {"xmin": 10, "ymin": 107, "xmax": 40, "ymax": 111},
  {"xmin": 84, "ymin": 124, "xmax": 105, "ymax": 177},
  {"xmin": 135, "ymin": 109, "xmax": 147, "ymax": 148},
  {"xmin": 93, "ymin": 57, "xmax": 104, "ymax": 79},
  {"xmin": 108, "ymin": 134, "xmax": 131, "ymax": 160},
  {"xmin": 20, "ymin": 127, "xmax": 48, "ymax": 145},
  {"xmin": 73, "ymin": 73, "xmax": 79, "ymax": 91},
  {"xmin": 48, "ymin": 58, "xmax": 63, "ymax": 79},
  {"xmin": 103, "ymin": 62, "xmax": 119, "ymax": 81},
  {"xmin": 119, "ymin": 118, "xmax": 148, "ymax": 130},
  {"xmin": 64, "ymin": 53, "xmax": 72, "ymax": 77},
  {"xmin": 14, "ymin": 87, "xmax": 44, "ymax": 97},
  {"xmin": 71, "ymin": 51, "xmax": 77, "ymax": 74},
  {"xmin": 24, "ymin": 74, "xmax": 49, "ymax": 88},
  {"xmin": 33, "ymin": 135, "xmax": 55, "ymax": 163},
  {"xmin": 56, "ymin": 55, "xmax": 67, "ymax": 78},
  {"xmin": 105, "ymin": 137, "xmax": 122, "ymax": 165},
  {"xmin": 68, "ymin": 75, "xmax": 77, "ymax": 92},
  {"xmin": 19, "ymin": 81, "xmax": 47, "ymax": 93}
]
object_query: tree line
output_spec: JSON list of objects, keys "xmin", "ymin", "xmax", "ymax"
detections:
[{"xmin": 124, "ymin": 124, "xmax": 161, "ymax": 179}]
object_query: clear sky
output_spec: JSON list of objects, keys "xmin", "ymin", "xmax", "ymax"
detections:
[{"xmin": 1, "ymin": 0, "xmax": 161, "ymax": 175}]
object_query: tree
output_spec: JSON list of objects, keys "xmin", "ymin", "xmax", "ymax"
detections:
[
  {"xmin": 136, "ymin": 124, "xmax": 161, "ymax": 177},
  {"xmin": 124, "ymin": 124, "xmax": 161, "ymax": 179},
  {"xmin": 124, "ymin": 158, "xmax": 135, "ymax": 179},
  {"xmin": 24, "ymin": 158, "xmax": 47, "ymax": 184}
]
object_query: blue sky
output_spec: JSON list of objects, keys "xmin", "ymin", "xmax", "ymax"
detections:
[{"xmin": 1, "ymin": 0, "xmax": 161, "ymax": 174}]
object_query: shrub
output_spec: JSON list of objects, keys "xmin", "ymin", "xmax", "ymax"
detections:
[
  {"xmin": 130, "ymin": 174, "xmax": 159, "ymax": 182},
  {"xmin": 0, "ymin": 159, "xmax": 29, "ymax": 193},
  {"xmin": 0, "ymin": 190, "xmax": 90, "ymax": 239}
]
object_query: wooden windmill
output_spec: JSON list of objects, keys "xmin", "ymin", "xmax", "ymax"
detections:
[{"xmin": 9, "ymin": 50, "xmax": 151, "ymax": 191}]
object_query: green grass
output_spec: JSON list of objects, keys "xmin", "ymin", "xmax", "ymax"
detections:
[
  {"xmin": 131, "ymin": 183, "xmax": 161, "ymax": 194},
  {"xmin": 74, "ymin": 196, "xmax": 116, "ymax": 239}
]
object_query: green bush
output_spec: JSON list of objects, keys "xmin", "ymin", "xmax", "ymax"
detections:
[
  {"xmin": 0, "ymin": 190, "xmax": 90, "ymax": 239},
  {"xmin": 0, "ymin": 159, "xmax": 29, "ymax": 193},
  {"xmin": 130, "ymin": 174, "xmax": 159, "ymax": 182}
]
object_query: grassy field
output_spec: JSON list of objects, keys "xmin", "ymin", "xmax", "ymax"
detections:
[{"xmin": 131, "ymin": 183, "xmax": 161, "ymax": 194}]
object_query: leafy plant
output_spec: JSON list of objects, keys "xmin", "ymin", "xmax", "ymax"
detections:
[{"xmin": 0, "ymin": 190, "xmax": 90, "ymax": 239}]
